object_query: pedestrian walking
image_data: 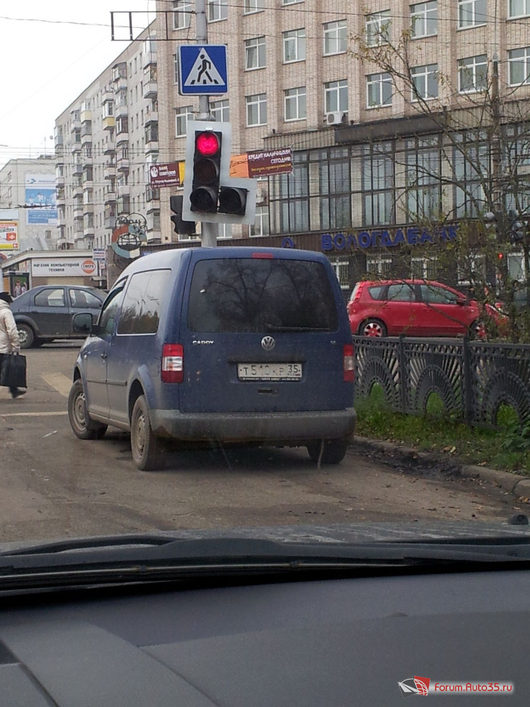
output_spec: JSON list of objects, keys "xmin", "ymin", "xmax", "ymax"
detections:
[{"xmin": 0, "ymin": 291, "xmax": 26, "ymax": 398}]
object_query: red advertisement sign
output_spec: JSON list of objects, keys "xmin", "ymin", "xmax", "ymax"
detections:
[{"xmin": 149, "ymin": 162, "xmax": 181, "ymax": 188}]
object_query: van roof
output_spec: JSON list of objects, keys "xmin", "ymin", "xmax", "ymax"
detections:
[{"xmin": 119, "ymin": 246, "xmax": 332, "ymax": 277}]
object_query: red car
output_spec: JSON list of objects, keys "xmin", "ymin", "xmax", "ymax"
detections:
[{"xmin": 347, "ymin": 280, "xmax": 507, "ymax": 338}]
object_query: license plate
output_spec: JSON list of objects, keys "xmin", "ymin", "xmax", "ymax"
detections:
[{"xmin": 237, "ymin": 362, "xmax": 302, "ymax": 381}]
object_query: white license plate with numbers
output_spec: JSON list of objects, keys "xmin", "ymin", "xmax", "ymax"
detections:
[{"xmin": 237, "ymin": 363, "xmax": 302, "ymax": 381}]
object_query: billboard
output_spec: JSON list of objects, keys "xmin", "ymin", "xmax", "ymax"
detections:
[
  {"xmin": 31, "ymin": 258, "xmax": 98, "ymax": 277},
  {"xmin": 0, "ymin": 220, "xmax": 18, "ymax": 250},
  {"xmin": 25, "ymin": 173, "xmax": 58, "ymax": 225},
  {"xmin": 149, "ymin": 162, "xmax": 182, "ymax": 188}
]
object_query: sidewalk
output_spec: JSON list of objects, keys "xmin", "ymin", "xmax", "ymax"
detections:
[{"xmin": 352, "ymin": 436, "xmax": 530, "ymax": 502}]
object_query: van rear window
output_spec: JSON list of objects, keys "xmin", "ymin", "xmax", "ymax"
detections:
[{"xmin": 188, "ymin": 258, "xmax": 338, "ymax": 332}]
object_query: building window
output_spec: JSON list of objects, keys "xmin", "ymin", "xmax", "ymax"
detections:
[
  {"xmin": 324, "ymin": 79, "xmax": 348, "ymax": 112},
  {"xmin": 284, "ymin": 87, "xmax": 306, "ymax": 121},
  {"xmin": 458, "ymin": 0, "xmax": 487, "ymax": 28},
  {"xmin": 210, "ymin": 99, "xmax": 230, "ymax": 121},
  {"xmin": 509, "ymin": 0, "xmax": 530, "ymax": 17},
  {"xmin": 453, "ymin": 130, "xmax": 489, "ymax": 217},
  {"xmin": 246, "ymin": 93, "xmax": 267, "ymax": 126},
  {"xmin": 508, "ymin": 47, "xmax": 530, "ymax": 85},
  {"xmin": 283, "ymin": 28, "xmax": 306, "ymax": 63},
  {"xmin": 251, "ymin": 206, "xmax": 270, "ymax": 236},
  {"xmin": 243, "ymin": 0, "xmax": 264, "ymax": 13},
  {"xmin": 405, "ymin": 136, "xmax": 441, "ymax": 220},
  {"xmin": 319, "ymin": 149, "xmax": 351, "ymax": 230},
  {"xmin": 362, "ymin": 142, "xmax": 394, "ymax": 225},
  {"xmin": 277, "ymin": 160, "xmax": 309, "ymax": 233},
  {"xmin": 366, "ymin": 10, "xmax": 391, "ymax": 46},
  {"xmin": 175, "ymin": 106, "xmax": 194, "ymax": 136},
  {"xmin": 410, "ymin": 1, "xmax": 437, "ymax": 38},
  {"xmin": 366, "ymin": 72, "xmax": 392, "ymax": 107},
  {"xmin": 172, "ymin": 1, "xmax": 192, "ymax": 30},
  {"xmin": 282, "ymin": 0, "xmax": 303, "ymax": 4},
  {"xmin": 208, "ymin": 0, "xmax": 227, "ymax": 22},
  {"xmin": 411, "ymin": 64, "xmax": 438, "ymax": 100},
  {"xmin": 245, "ymin": 36, "xmax": 266, "ymax": 70},
  {"xmin": 323, "ymin": 20, "xmax": 347, "ymax": 56},
  {"xmin": 458, "ymin": 54, "xmax": 487, "ymax": 92}
]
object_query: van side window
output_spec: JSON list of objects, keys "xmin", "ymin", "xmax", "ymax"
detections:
[
  {"xmin": 99, "ymin": 280, "xmax": 127, "ymax": 336},
  {"xmin": 117, "ymin": 269, "xmax": 171, "ymax": 335}
]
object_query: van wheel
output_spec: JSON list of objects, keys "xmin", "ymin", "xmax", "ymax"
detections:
[
  {"xmin": 68, "ymin": 380, "xmax": 107, "ymax": 440},
  {"xmin": 17, "ymin": 323, "xmax": 35, "ymax": 348},
  {"xmin": 307, "ymin": 439, "xmax": 349, "ymax": 465},
  {"xmin": 131, "ymin": 395, "xmax": 163, "ymax": 471},
  {"xmin": 360, "ymin": 319, "xmax": 387, "ymax": 337}
]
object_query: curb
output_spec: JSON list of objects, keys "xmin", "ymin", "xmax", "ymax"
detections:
[{"xmin": 352, "ymin": 437, "xmax": 530, "ymax": 502}]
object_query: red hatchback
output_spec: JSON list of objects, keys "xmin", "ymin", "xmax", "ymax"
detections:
[{"xmin": 347, "ymin": 280, "xmax": 506, "ymax": 337}]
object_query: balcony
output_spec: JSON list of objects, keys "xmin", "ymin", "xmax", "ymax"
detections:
[
  {"xmin": 103, "ymin": 143, "xmax": 116, "ymax": 156},
  {"xmin": 103, "ymin": 116, "xmax": 116, "ymax": 131},
  {"xmin": 143, "ymin": 82, "xmax": 157, "ymax": 99},
  {"xmin": 104, "ymin": 162, "xmax": 116, "ymax": 179},
  {"xmin": 117, "ymin": 183, "xmax": 130, "ymax": 197},
  {"xmin": 72, "ymin": 161, "xmax": 83, "ymax": 176},
  {"xmin": 112, "ymin": 76, "xmax": 127, "ymax": 92},
  {"xmin": 56, "ymin": 188, "xmax": 65, "ymax": 205},
  {"xmin": 81, "ymin": 132, "xmax": 92, "ymax": 146},
  {"xmin": 115, "ymin": 103, "xmax": 128, "ymax": 119},
  {"xmin": 143, "ymin": 50, "xmax": 157, "ymax": 68},
  {"xmin": 73, "ymin": 203, "xmax": 83, "ymax": 218},
  {"xmin": 70, "ymin": 117, "xmax": 81, "ymax": 132},
  {"xmin": 116, "ymin": 131, "xmax": 129, "ymax": 145},
  {"xmin": 104, "ymin": 189, "xmax": 117, "ymax": 204},
  {"xmin": 56, "ymin": 171, "xmax": 65, "ymax": 187},
  {"xmin": 117, "ymin": 157, "xmax": 130, "ymax": 172},
  {"xmin": 70, "ymin": 142, "xmax": 82, "ymax": 155},
  {"xmin": 72, "ymin": 182, "xmax": 83, "ymax": 199},
  {"xmin": 103, "ymin": 87, "xmax": 114, "ymax": 103},
  {"xmin": 80, "ymin": 109, "xmax": 92, "ymax": 123},
  {"xmin": 145, "ymin": 139, "xmax": 159, "ymax": 155}
]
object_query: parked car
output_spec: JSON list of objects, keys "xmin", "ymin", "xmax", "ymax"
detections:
[
  {"xmin": 68, "ymin": 247, "xmax": 356, "ymax": 470},
  {"xmin": 11, "ymin": 285, "xmax": 105, "ymax": 348},
  {"xmin": 347, "ymin": 279, "xmax": 507, "ymax": 338}
]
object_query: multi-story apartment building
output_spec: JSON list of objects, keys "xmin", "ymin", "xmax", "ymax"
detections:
[
  {"xmin": 153, "ymin": 0, "xmax": 529, "ymax": 289},
  {"xmin": 54, "ymin": 25, "xmax": 162, "ymax": 252},
  {"xmin": 0, "ymin": 157, "xmax": 58, "ymax": 252}
]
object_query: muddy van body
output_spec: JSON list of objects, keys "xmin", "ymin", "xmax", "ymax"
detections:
[{"xmin": 69, "ymin": 247, "xmax": 356, "ymax": 469}]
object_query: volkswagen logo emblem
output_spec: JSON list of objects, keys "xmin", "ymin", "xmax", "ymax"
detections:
[{"xmin": 261, "ymin": 336, "xmax": 276, "ymax": 351}]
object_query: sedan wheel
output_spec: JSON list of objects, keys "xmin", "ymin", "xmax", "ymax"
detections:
[
  {"xmin": 360, "ymin": 319, "xmax": 387, "ymax": 337},
  {"xmin": 17, "ymin": 323, "xmax": 35, "ymax": 349}
]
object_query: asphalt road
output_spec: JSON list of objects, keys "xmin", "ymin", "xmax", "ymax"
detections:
[{"xmin": 0, "ymin": 342, "xmax": 522, "ymax": 543}]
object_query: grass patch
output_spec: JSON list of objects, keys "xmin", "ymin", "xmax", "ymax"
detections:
[{"xmin": 355, "ymin": 388, "xmax": 530, "ymax": 475}]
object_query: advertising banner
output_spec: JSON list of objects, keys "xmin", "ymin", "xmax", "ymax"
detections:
[
  {"xmin": 149, "ymin": 162, "xmax": 181, "ymax": 188},
  {"xmin": 31, "ymin": 258, "xmax": 98, "ymax": 277},
  {"xmin": 25, "ymin": 173, "xmax": 58, "ymax": 225},
  {"xmin": 0, "ymin": 220, "xmax": 19, "ymax": 250},
  {"xmin": 229, "ymin": 149, "xmax": 293, "ymax": 178}
]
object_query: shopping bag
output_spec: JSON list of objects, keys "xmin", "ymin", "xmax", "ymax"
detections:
[{"xmin": 0, "ymin": 353, "xmax": 27, "ymax": 389}]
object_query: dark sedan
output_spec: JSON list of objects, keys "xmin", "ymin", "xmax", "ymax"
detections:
[{"xmin": 11, "ymin": 285, "xmax": 104, "ymax": 348}]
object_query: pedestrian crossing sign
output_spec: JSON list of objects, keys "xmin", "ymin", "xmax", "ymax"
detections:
[{"xmin": 178, "ymin": 45, "xmax": 228, "ymax": 95}]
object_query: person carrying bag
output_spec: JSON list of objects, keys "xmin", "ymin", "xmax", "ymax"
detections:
[{"xmin": 0, "ymin": 291, "xmax": 26, "ymax": 399}]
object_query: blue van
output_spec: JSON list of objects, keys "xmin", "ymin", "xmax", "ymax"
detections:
[{"xmin": 68, "ymin": 247, "xmax": 356, "ymax": 470}]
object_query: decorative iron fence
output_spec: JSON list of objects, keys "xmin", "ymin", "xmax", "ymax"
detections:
[{"xmin": 353, "ymin": 336, "xmax": 530, "ymax": 429}]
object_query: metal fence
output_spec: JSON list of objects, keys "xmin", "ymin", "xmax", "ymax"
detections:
[{"xmin": 353, "ymin": 336, "xmax": 530, "ymax": 429}]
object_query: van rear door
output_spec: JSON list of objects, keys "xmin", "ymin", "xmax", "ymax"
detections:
[{"xmin": 177, "ymin": 254, "xmax": 351, "ymax": 414}]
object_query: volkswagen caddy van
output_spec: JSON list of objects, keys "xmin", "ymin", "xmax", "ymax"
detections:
[{"xmin": 68, "ymin": 247, "xmax": 356, "ymax": 470}]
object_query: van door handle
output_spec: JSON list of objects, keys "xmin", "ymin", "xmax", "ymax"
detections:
[{"xmin": 100, "ymin": 352, "xmax": 108, "ymax": 360}]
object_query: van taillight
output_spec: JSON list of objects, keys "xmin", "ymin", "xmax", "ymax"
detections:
[
  {"xmin": 162, "ymin": 344, "xmax": 183, "ymax": 383},
  {"xmin": 343, "ymin": 344, "xmax": 354, "ymax": 382}
]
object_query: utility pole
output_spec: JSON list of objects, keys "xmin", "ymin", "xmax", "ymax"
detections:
[{"xmin": 195, "ymin": 0, "xmax": 218, "ymax": 247}]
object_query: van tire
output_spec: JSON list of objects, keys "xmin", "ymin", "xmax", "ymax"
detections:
[
  {"xmin": 68, "ymin": 379, "xmax": 108, "ymax": 440},
  {"xmin": 307, "ymin": 438, "xmax": 348, "ymax": 465},
  {"xmin": 131, "ymin": 395, "xmax": 163, "ymax": 471}
]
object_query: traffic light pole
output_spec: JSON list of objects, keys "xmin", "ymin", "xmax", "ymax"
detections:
[{"xmin": 195, "ymin": 0, "xmax": 218, "ymax": 247}]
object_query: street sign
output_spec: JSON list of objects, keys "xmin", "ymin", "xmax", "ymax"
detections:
[{"xmin": 178, "ymin": 45, "xmax": 227, "ymax": 95}]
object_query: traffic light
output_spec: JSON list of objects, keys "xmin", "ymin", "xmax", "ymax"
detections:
[
  {"xmin": 182, "ymin": 120, "xmax": 256, "ymax": 224},
  {"xmin": 510, "ymin": 216, "xmax": 526, "ymax": 244},
  {"xmin": 170, "ymin": 195, "xmax": 195, "ymax": 236},
  {"xmin": 190, "ymin": 129, "xmax": 222, "ymax": 213}
]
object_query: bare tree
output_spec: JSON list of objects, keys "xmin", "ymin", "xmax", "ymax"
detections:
[{"xmin": 352, "ymin": 21, "xmax": 530, "ymax": 340}]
